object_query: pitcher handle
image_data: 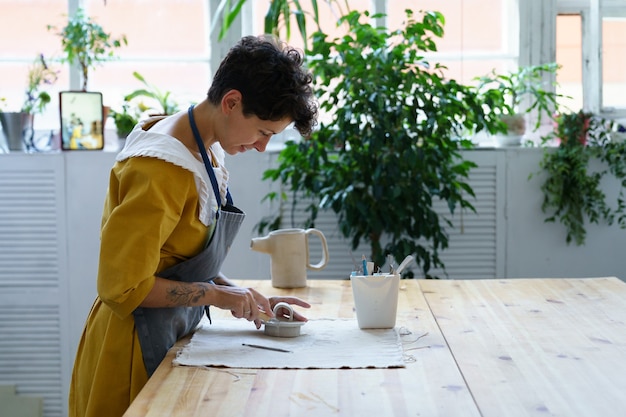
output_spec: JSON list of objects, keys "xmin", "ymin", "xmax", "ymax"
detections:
[{"xmin": 305, "ymin": 228, "xmax": 329, "ymax": 271}]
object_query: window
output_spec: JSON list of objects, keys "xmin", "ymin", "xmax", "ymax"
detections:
[
  {"xmin": 3, "ymin": 1, "xmax": 623, "ymax": 135},
  {"xmin": 85, "ymin": 0, "xmax": 210, "ymax": 113},
  {"xmin": 556, "ymin": 14, "xmax": 584, "ymax": 111},
  {"xmin": 556, "ymin": 0, "xmax": 626, "ymax": 118},
  {"xmin": 0, "ymin": 0, "xmax": 67, "ymax": 129},
  {"xmin": 0, "ymin": 0, "xmax": 210, "ymax": 132},
  {"xmin": 386, "ymin": 0, "xmax": 519, "ymax": 85},
  {"xmin": 251, "ymin": 0, "xmax": 518, "ymax": 85},
  {"xmin": 602, "ymin": 15, "xmax": 626, "ymax": 112},
  {"xmin": 247, "ymin": 0, "xmax": 520, "ymax": 147}
]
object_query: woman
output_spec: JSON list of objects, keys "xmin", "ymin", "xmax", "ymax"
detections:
[{"xmin": 69, "ymin": 36, "xmax": 318, "ymax": 417}]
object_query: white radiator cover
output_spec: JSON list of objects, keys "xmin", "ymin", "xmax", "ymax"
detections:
[
  {"xmin": 276, "ymin": 151, "xmax": 504, "ymax": 280},
  {"xmin": 0, "ymin": 155, "xmax": 70, "ymax": 417}
]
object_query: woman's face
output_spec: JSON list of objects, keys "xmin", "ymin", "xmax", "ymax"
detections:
[{"xmin": 219, "ymin": 94, "xmax": 292, "ymax": 155}]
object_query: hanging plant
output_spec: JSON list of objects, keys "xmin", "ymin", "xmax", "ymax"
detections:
[{"xmin": 536, "ymin": 110, "xmax": 626, "ymax": 245}]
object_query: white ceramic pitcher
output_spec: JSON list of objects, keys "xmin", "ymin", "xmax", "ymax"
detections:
[{"xmin": 250, "ymin": 228, "xmax": 329, "ymax": 288}]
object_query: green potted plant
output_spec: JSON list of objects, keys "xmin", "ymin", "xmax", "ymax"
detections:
[
  {"xmin": 553, "ymin": 110, "xmax": 592, "ymax": 145},
  {"xmin": 0, "ymin": 54, "xmax": 58, "ymax": 152},
  {"xmin": 109, "ymin": 102, "xmax": 139, "ymax": 140},
  {"xmin": 259, "ymin": 10, "xmax": 504, "ymax": 278},
  {"xmin": 48, "ymin": 7, "xmax": 127, "ymax": 91},
  {"xmin": 535, "ymin": 110, "xmax": 626, "ymax": 245},
  {"xmin": 124, "ymin": 71, "xmax": 180, "ymax": 116},
  {"xmin": 476, "ymin": 63, "xmax": 562, "ymax": 146}
]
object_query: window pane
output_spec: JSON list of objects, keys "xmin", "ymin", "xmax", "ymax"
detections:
[
  {"xmin": 90, "ymin": 61, "xmax": 209, "ymax": 113},
  {"xmin": 388, "ymin": 0, "xmax": 516, "ymax": 84},
  {"xmin": 86, "ymin": 0, "xmax": 209, "ymax": 58},
  {"xmin": 84, "ymin": 0, "xmax": 210, "ymax": 111},
  {"xmin": 250, "ymin": 0, "xmax": 517, "ymax": 85},
  {"xmin": 556, "ymin": 14, "xmax": 583, "ymax": 112},
  {"xmin": 437, "ymin": 59, "xmax": 517, "ymax": 85},
  {"xmin": 388, "ymin": 0, "xmax": 505, "ymax": 53},
  {"xmin": 0, "ymin": 1, "xmax": 210, "ymax": 131},
  {"xmin": 0, "ymin": 1, "xmax": 66, "ymax": 128},
  {"xmin": 602, "ymin": 17, "xmax": 626, "ymax": 110},
  {"xmin": 0, "ymin": 1, "xmax": 65, "ymax": 56}
]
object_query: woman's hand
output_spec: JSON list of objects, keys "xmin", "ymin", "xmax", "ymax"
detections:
[
  {"xmin": 228, "ymin": 293, "xmax": 311, "ymax": 329},
  {"xmin": 139, "ymin": 277, "xmax": 312, "ymax": 329},
  {"xmin": 221, "ymin": 287, "xmax": 272, "ymax": 328},
  {"xmin": 269, "ymin": 297, "xmax": 311, "ymax": 321},
  {"xmin": 201, "ymin": 280, "xmax": 312, "ymax": 329}
]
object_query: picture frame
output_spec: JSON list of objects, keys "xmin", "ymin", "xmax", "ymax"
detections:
[{"xmin": 59, "ymin": 91, "xmax": 104, "ymax": 150}]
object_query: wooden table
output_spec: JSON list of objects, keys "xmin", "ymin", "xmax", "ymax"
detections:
[{"xmin": 123, "ymin": 277, "xmax": 626, "ymax": 417}]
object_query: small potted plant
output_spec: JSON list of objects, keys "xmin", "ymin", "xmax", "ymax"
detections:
[
  {"xmin": 553, "ymin": 110, "xmax": 592, "ymax": 146},
  {"xmin": 476, "ymin": 63, "xmax": 562, "ymax": 146},
  {"xmin": 124, "ymin": 71, "xmax": 180, "ymax": 116},
  {"xmin": 0, "ymin": 54, "xmax": 58, "ymax": 152},
  {"xmin": 109, "ymin": 102, "xmax": 139, "ymax": 140},
  {"xmin": 48, "ymin": 7, "xmax": 127, "ymax": 91}
]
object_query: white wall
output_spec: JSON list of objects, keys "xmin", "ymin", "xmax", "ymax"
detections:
[
  {"xmin": 220, "ymin": 151, "xmax": 273, "ymax": 279},
  {"xmin": 505, "ymin": 148, "xmax": 626, "ymax": 279},
  {"xmin": 60, "ymin": 147, "xmax": 626, "ymax": 346},
  {"xmin": 224, "ymin": 148, "xmax": 626, "ymax": 282}
]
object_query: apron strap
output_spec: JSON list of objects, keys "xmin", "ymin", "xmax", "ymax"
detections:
[{"xmin": 187, "ymin": 105, "xmax": 233, "ymax": 209}]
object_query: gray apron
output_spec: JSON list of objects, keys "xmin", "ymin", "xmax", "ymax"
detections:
[{"xmin": 133, "ymin": 105, "xmax": 245, "ymax": 376}]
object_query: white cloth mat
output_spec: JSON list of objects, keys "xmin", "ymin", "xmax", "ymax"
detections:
[{"xmin": 174, "ymin": 317, "xmax": 405, "ymax": 369}]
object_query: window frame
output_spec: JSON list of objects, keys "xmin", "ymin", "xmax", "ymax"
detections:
[
  {"xmin": 557, "ymin": 0, "xmax": 626, "ymax": 118},
  {"xmin": 4, "ymin": 1, "xmax": 625, "ymax": 129}
]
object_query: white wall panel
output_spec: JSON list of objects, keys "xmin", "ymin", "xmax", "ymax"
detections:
[
  {"xmin": 424, "ymin": 152, "xmax": 503, "ymax": 279},
  {"xmin": 0, "ymin": 154, "xmax": 69, "ymax": 417}
]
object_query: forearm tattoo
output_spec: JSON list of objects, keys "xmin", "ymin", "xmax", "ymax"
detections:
[{"xmin": 165, "ymin": 282, "xmax": 208, "ymax": 306}]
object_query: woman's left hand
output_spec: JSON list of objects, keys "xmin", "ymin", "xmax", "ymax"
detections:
[{"xmin": 269, "ymin": 296, "xmax": 311, "ymax": 322}]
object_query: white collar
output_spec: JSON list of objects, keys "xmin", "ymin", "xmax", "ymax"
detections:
[{"xmin": 116, "ymin": 125, "xmax": 228, "ymax": 226}]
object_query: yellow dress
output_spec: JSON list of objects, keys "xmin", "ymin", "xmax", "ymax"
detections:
[{"xmin": 68, "ymin": 156, "xmax": 213, "ymax": 417}]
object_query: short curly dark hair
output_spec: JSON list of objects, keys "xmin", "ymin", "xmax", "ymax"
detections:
[{"xmin": 208, "ymin": 35, "xmax": 318, "ymax": 137}]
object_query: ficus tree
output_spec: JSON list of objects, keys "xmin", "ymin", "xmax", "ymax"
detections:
[{"xmin": 260, "ymin": 10, "xmax": 505, "ymax": 278}]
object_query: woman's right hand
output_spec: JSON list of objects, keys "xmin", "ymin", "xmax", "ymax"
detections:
[{"xmin": 141, "ymin": 278, "xmax": 272, "ymax": 327}]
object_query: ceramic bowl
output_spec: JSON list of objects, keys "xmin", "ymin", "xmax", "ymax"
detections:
[{"xmin": 263, "ymin": 302, "xmax": 305, "ymax": 338}]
